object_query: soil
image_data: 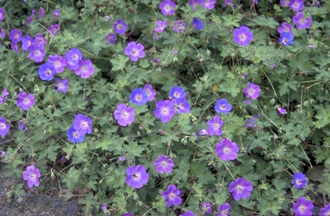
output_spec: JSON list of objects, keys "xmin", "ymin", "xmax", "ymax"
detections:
[{"xmin": 0, "ymin": 163, "xmax": 80, "ymax": 216}]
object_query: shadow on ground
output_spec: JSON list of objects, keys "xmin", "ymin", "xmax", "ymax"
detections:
[{"xmin": 0, "ymin": 163, "xmax": 79, "ymax": 216}]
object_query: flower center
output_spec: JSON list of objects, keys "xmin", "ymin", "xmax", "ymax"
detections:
[
  {"xmin": 298, "ymin": 205, "xmax": 306, "ymax": 212},
  {"xmin": 161, "ymin": 107, "xmax": 169, "ymax": 114},
  {"xmin": 30, "ymin": 173, "xmax": 36, "ymax": 180},
  {"xmin": 296, "ymin": 179, "xmax": 302, "ymax": 186},
  {"xmin": 239, "ymin": 33, "xmax": 246, "ymax": 41},
  {"xmin": 73, "ymin": 131, "xmax": 80, "ymax": 138},
  {"xmin": 220, "ymin": 104, "xmax": 226, "ymax": 110},
  {"xmin": 0, "ymin": 123, "xmax": 5, "ymax": 129},
  {"xmin": 214, "ymin": 123, "xmax": 220, "ymax": 129},
  {"xmin": 23, "ymin": 98, "xmax": 30, "ymax": 105},
  {"xmin": 133, "ymin": 172, "xmax": 140, "ymax": 180},
  {"xmin": 161, "ymin": 161, "xmax": 167, "ymax": 166},
  {"xmin": 248, "ymin": 88, "xmax": 255, "ymax": 95},
  {"xmin": 223, "ymin": 147, "xmax": 230, "ymax": 154},
  {"xmin": 135, "ymin": 94, "xmax": 141, "ymax": 101}
]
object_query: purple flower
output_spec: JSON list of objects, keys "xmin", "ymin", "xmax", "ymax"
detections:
[
  {"xmin": 224, "ymin": 0, "xmax": 233, "ymax": 6},
  {"xmin": 243, "ymin": 82, "xmax": 260, "ymax": 100},
  {"xmin": 0, "ymin": 88, "xmax": 9, "ymax": 105},
  {"xmin": 105, "ymin": 16, "xmax": 111, "ymax": 22},
  {"xmin": 277, "ymin": 106, "xmax": 287, "ymax": 115},
  {"xmin": 320, "ymin": 204, "xmax": 330, "ymax": 216},
  {"xmin": 0, "ymin": 150, "xmax": 7, "ymax": 155},
  {"xmin": 75, "ymin": 59, "xmax": 94, "ymax": 79},
  {"xmin": 293, "ymin": 197, "xmax": 313, "ymax": 216},
  {"xmin": 201, "ymin": 202, "xmax": 212, "ymax": 215},
  {"xmin": 22, "ymin": 35, "xmax": 34, "ymax": 51},
  {"xmin": 233, "ymin": 26, "xmax": 253, "ymax": 47},
  {"xmin": 48, "ymin": 24, "xmax": 60, "ymax": 36},
  {"xmin": 73, "ymin": 114, "xmax": 92, "ymax": 136},
  {"xmin": 214, "ymin": 98, "xmax": 232, "ymax": 114},
  {"xmin": 39, "ymin": 7, "xmax": 45, "ymax": 19},
  {"xmin": 180, "ymin": 211, "xmax": 196, "ymax": 216},
  {"xmin": 217, "ymin": 203, "xmax": 231, "ymax": 216},
  {"xmin": 161, "ymin": 184, "xmax": 182, "ymax": 207},
  {"xmin": 244, "ymin": 115, "xmax": 259, "ymax": 128},
  {"xmin": 100, "ymin": 204, "xmax": 107, "ymax": 211},
  {"xmin": 130, "ymin": 88, "xmax": 148, "ymax": 106},
  {"xmin": 206, "ymin": 116, "xmax": 223, "ymax": 136},
  {"xmin": 55, "ymin": 78, "xmax": 68, "ymax": 93},
  {"xmin": 159, "ymin": 0, "xmax": 176, "ymax": 15},
  {"xmin": 114, "ymin": 19, "xmax": 127, "ymax": 35},
  {"xmin": 48, "ymin": 55, "xmax": 67, "ymax": 73},
  {"xmin": 0, "ymin": 117, "xmax": 10, "ymax": 136},
  {"xmin": 215, "ymin": 138, "xmax": 239, "ymax": 161},
  {"xmin": 289, "ymin": 0, "xmax": 304, "ymax": 11},
  {"xmin": 23, "ymin": 165, "xmax": 41, "ymax": 188},
  {"xmin": 154, "ymin": 100, "xmax": 176, "ymax": 123},
  {"xmin": 65, "ymin": 48, "xmax": 83, "ymax": 70},
  {"xmin": 119, "ymin": 156, "xmax": 126, "ymax": 161},
  {"xmin": 271, "ymin": 64, "xmax": 277, "ymax": 69},
  {"xmin": 105, "ymin": 33, "xmax": 117, "ymax": 44},
  {"xmin": 173, "ymin": 20, "xmax": 186, "ymax": 33},
  {"xmin": 293, "ymin": 12, "xmax": 312, "ymax": 30},
  {"xmin": 174, "ymin": 98, "xmax": 191, "ymax": 114},
  {"xmin": 26, "ymin": 9, "xmax": 35, "ymax": 25},
  {"xmin": 253, "ymin": 0, "xmax": 258, "ymax": 3},
  {"xmin": 280, "ymin": 0, "xmax": 290, "ymax": 7},
  {"xmin": 278, "ymin": 22, "xmax": 293, "ymax": 34},
  {"xmin": 170, "ymin": 86, "xmax": 186, "ymax": 99},
  {"xmin": 144, "ymin": 84, "xmax": 156, "ymax": 101},
  {"xmin": 114, "ymin": 103, "xmax": 135, "ymax": 126},
  {"xmin": 189, "ymin": 0, "xmax": 200, "ymax": 11},
  {"xmin": 28, "ymin": 46, "xmax": 45, "ymax": 62},
  {"xmin": 293, "ymin": 172, "xmax": 307, "ymax": 189},
  {"xmin": 153, "ymin": 155, "xmax": 174, "ymax": 174},
  {"xmin": 61, "ymin": 155, "xmax": 66, "ymax": 162},
  {"xmin": 34, "ymin": 33, "xmax": 47, "ymax": 49},
  {"xmin": 10, "ymin": 42, "xmax": 19, "ymax": 53},
  {"xmin": 279, "ymin": 32, "xmax": 294, "ymax": 47},
  {"xmin": 0, "ymin": 8, "xmax": 5, "ymax": 21},
  {"xmin": 9, "ymin": 29, "xmax": 22, "ymax": 43},
  {"xmin": 201, "ymin": 0, "xmax": 216, "ymax": 9},
  {"xmin": 125, "ymin": 42, "xmax": 145, "ymax": 61},
  {"xmin": 53, "ymin": 9, "xmax": 60, "ymax": 18},
  {"xmin": 192, "ymin": 17, "xmax": 203, "ymax": 30},
  {"xmin": 17, "ymin": 91, "xmax": 35, "ymax": 111},
  {"xmin": 67, "ymin": 126, "xmax": 85, "ymax": 143},
  {"xmin": 155, "ymin": 20, "xmax": 168, "ymax": 33},
  {"xmin": 229, "ymin": 178, "xmax": 253, "ymax": 200},
  {"xmin": 122, "ymin": 212, "xmax": 134, "ymax": 216},
  {"xmin": 38, "ymin": 63, "xmax": 56, "ymax": 81},
  {"xmin": 0, "ymin": 27, "xmax": 5, "ymax": 38},
  {"xmin": 18, "ymin": 120, "xmax": 26, "ymax": 131},
  {"xmin": 199, "ymin": 129, "xmax": 208, "ymax": 135},
  {"xmin": 126, "ymin": 165, "xmax": 149, "ymax": 188}
]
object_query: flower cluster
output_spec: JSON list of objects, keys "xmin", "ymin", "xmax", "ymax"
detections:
[
  {"xmin": 67, "ymin": 114, "xmax": 92, "ymax": 143},
  {"xmin": 215, "ymin": 138, "xmax": 239, "ymax": 161},
  {"xmin": 125, "ymin": 165, "xmax": 149, "ymax": 188},
  {"xmin": 233, "ymin": 26, "xmax": 253, "ymax": 47},
  {"xmin": 0, "ymin": 88, "xmax": 9, "ymax": 105},
  {"xmin": 17, "ymin": 91, "xmax": 35, "ymax": 111},
  {"xmin": 161, "ymin": 184, "xmax": 182, "ymax": 207},
  {"xmin": 0, "ymin": 117, "xmax": 10, "ymax": 136},
  {"xmin": 23, "ymin": 165, "xmax": 41, "ymax": 188},
  {"xmin": 153, "ymin": 155, "xmax": 174, "ymax": 174},
  {"xmin": 215, "ymin": 98, "xmax": 232, "ymax": 114},
  {"xmin": 154, "ymin": 86, "xmax": 190, "ymax": 123},
  {"xmin": 229, "ymin": 178, "xmax": 253, "ymax": 200},
  {"xmin": 293, "ymin": 197, "xmax": 313, "ymax": 216},
  {"xmin": 243, "ymin": 82, "xmax": 261, "ymax": 100}
]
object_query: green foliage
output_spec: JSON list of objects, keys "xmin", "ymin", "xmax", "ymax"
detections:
[{"xmin": 1, "ymin": 0, "xmax": 330, "ymax": 215}]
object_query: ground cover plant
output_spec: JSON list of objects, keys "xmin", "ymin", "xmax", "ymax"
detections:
[{"xmin": 0, "ymin": 0, "xmax": 330, "ymax": 215}]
